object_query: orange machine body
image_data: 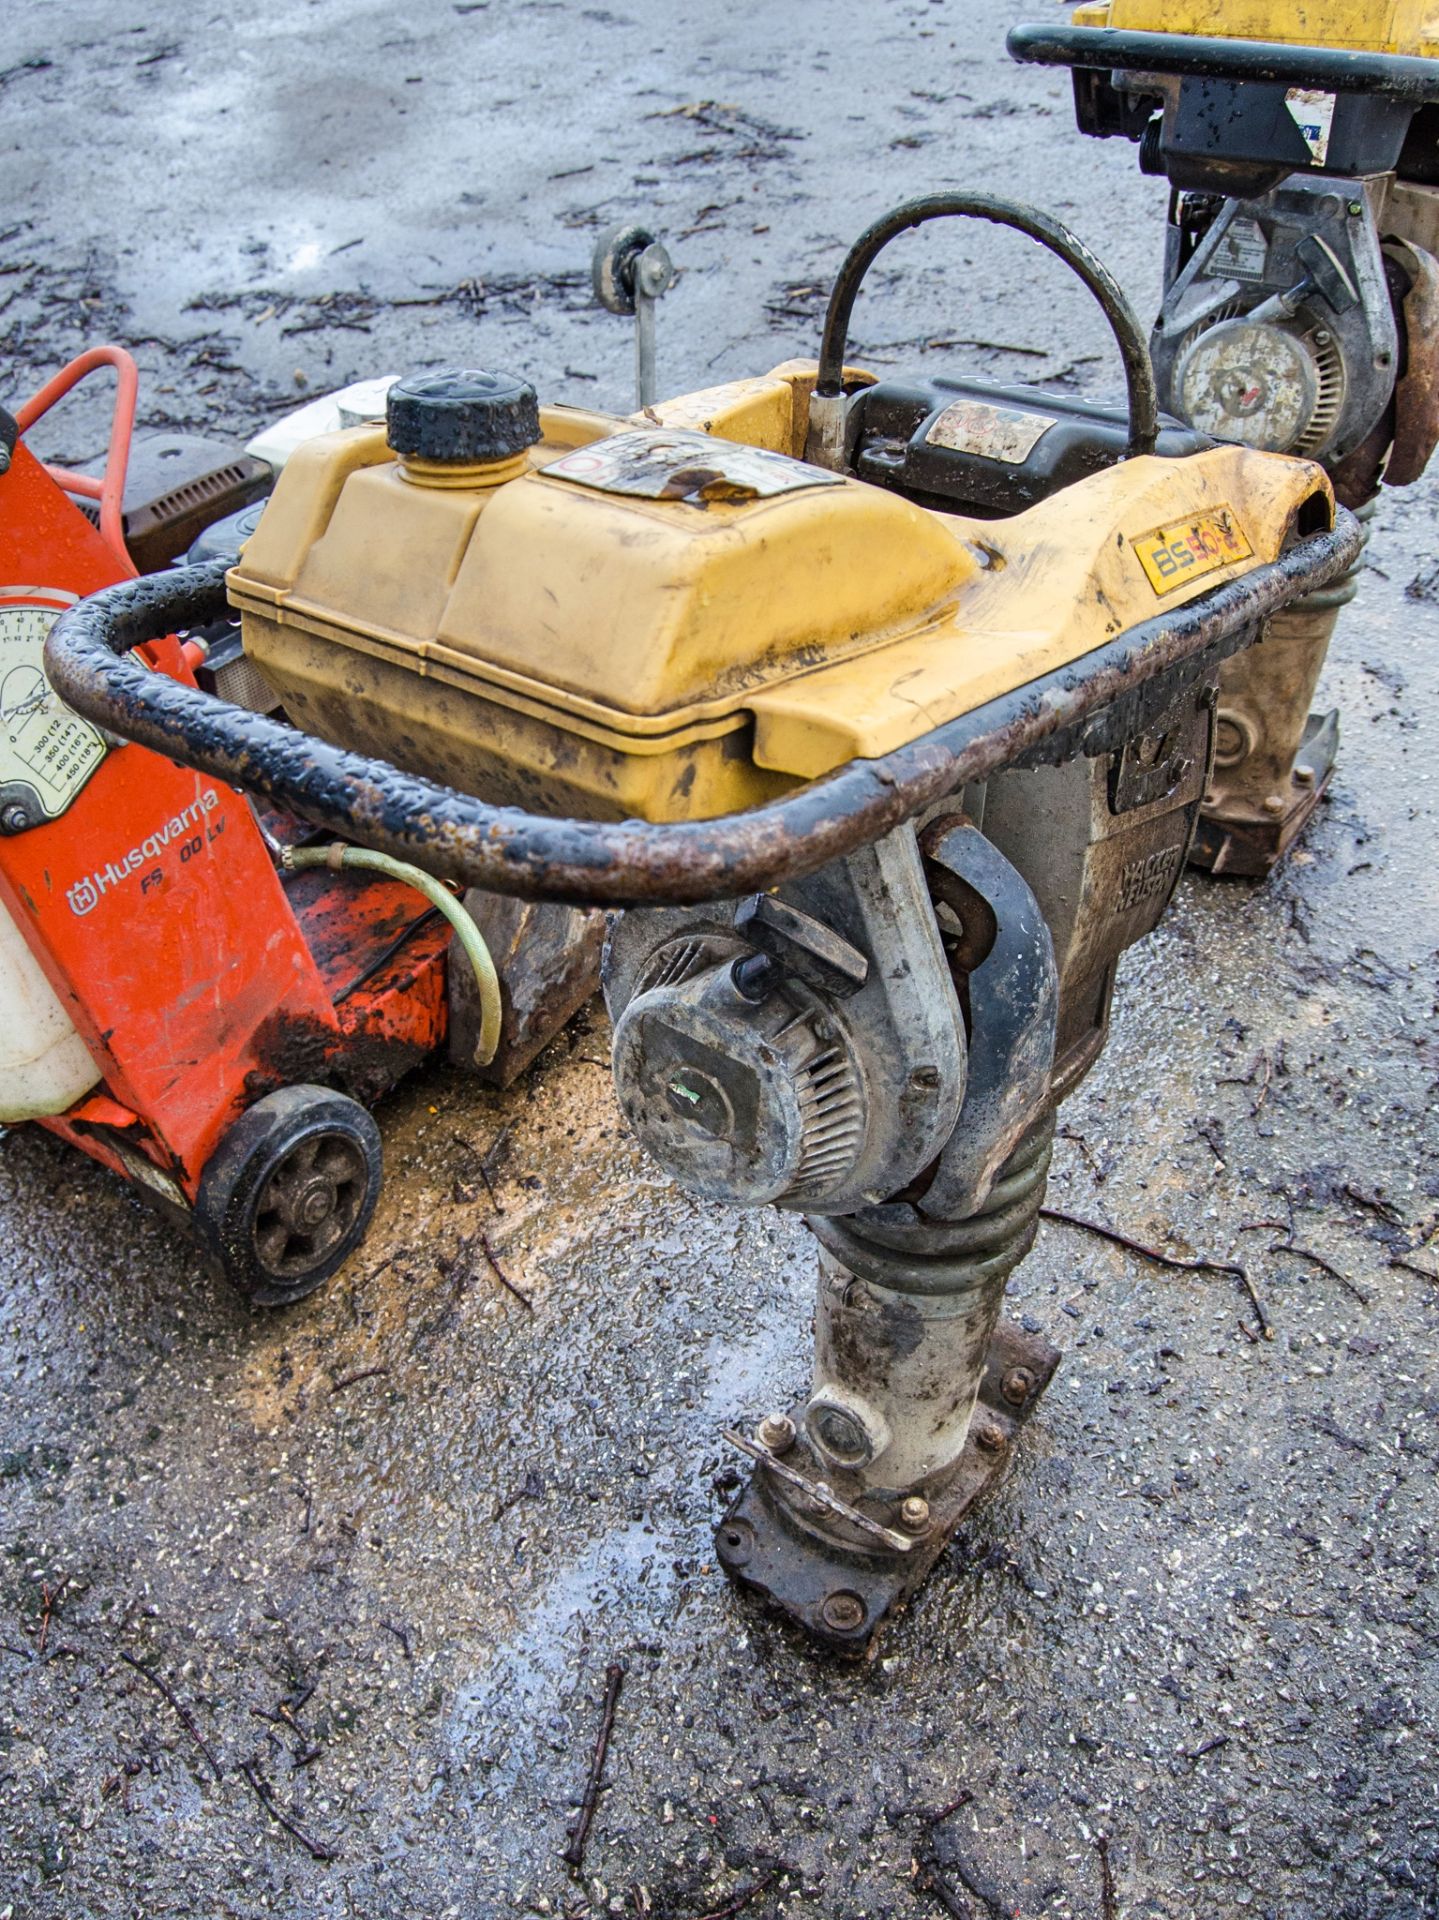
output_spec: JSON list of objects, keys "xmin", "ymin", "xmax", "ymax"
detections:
[{"xmin": 0, "ymin": 436, "xmax": 448, "ymax": 1218}]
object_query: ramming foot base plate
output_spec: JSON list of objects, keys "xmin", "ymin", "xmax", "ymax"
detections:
[
  {"xmin": 1190, "ymin": 708, "xmax": 1338, "ymax": 878},
  {"xmin": 714, "ymin": 1317, "xmax": 1060, "ymax": 1656}
]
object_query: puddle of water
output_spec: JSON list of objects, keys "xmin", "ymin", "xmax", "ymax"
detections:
[{"xmin": 445, "ymin": 1517, "xmax": 680, "ymax": 1813}]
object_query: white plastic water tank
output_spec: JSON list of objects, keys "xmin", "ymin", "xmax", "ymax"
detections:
[
  {"xmin": 0, "ymin": 903, "xmax": 100, "ymax": 1121},
  {"xmin": 244, "ymin": 375, "xmax": 398, "ymax": 473}
]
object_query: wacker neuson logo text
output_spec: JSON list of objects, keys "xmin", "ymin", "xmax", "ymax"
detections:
[{"xmin": 66, "ymin": 789, "xmax": 222, "ymax": 916}]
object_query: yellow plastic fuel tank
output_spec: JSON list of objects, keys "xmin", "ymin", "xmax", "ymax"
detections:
[
  {"xmin": 230, "ymin": 362, "xmax": 1332, "ymax": 824},
  {"xmin": 1069, "ymin": 1, "xmax": 1439, "ymax": 57}
]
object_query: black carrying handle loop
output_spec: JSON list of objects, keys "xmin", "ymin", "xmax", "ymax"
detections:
[
  {"xmin": 1007, "ymin": 22, "xmax": 1439, "ymax": 103},
  {"xmin": 43, "ymin": 516, "xmax": 1361, "ymax": 910},
  {"xmin": 813, "ymin": 192, "xmax": 1161, "ymax": 457}
]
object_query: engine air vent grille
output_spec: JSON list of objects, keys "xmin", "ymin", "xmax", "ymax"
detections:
[
  {"xmin": 772, "ymin": 1009, "xmax": 865, "ymax": 1199},
  {"xmin": 1294, "ymin": 322, "xmax": 1346, "ymax": 459},
  {"xmin": 638, "ymin": 938, "xmax": 714, "ymax": 995}
]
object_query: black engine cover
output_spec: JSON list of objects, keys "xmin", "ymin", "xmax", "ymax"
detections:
[{"xmin": 849, "ymin": 374, "xmax": 1206, "ymax": 517}]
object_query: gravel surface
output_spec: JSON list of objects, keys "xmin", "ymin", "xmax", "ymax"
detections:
[{"xmin": 1, "ymin": 3, "xmax": 1436, "ymax": 1916}]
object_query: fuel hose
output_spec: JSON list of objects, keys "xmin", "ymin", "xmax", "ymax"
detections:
[
  {"xmin": 283, "ymin": 842, "xmax": 502, "ymax": 1067},
  {"xmin": 812, "ymin": 192, "xmax": 1160, "ymax": 457}
]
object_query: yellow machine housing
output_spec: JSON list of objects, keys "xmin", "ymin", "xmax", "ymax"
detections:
[
  {"xmin": 231, "ymin": 363, "xmax": 1331, "ymax": 827},
  {"xmin": 1070, "ymin": 1, "xmax": 1439, "ymax": 56}
]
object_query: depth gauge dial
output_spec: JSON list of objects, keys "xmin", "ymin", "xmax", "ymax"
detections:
[{"xmin": 0, "ymin": 588, "xmax": 108, "ymax": 832}]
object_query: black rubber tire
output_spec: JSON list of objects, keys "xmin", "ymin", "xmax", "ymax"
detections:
[{"xmin": 194, "ymin": 1085, "xmax": 382, "ymax": 1307}]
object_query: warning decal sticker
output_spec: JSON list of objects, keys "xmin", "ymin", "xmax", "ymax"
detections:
[
  {"xmin": 1207, "ymin": 217, "xmax": 1269, "ymax": 285},
  {"xmin": 544, "ymin": 430, "xmax": 844, "ymax": 504},
  {"xmin": 924, "ymin": 398, "xmax": 1056, "ymax": 465},
  {"xmin": 1285, "ymin": 88, "xmax": 1336, "ymax": 166}
]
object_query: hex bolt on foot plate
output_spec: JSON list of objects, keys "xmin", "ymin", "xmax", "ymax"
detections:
[{"xmin": 714, "ymin": 1317, "xmax": 1060, "ymax": 1655}]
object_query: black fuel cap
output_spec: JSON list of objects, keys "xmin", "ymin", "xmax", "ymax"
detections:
[{"xmin": 386, "ymin": 367, "xmax": 540, "ymax": 463}]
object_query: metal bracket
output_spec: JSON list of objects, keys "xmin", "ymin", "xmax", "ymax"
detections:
[
  {"xmin": 721, "ymin": 1428, "xmax": 916, "ymax": 1554},
  {"xmin": 591, "ymin": 220, "xmax": 675, "ymax": 410},
  {"xmin": 1192, "ymin": 707, "xmax": 1338, "ymax": 876},
  {"xmin": 733, "ymin": 892, "xmax": 869, "ymax": 1000},
  {"xmin": 1108, "ymin": 695, "xmax": 1198, "ymax": 813}
]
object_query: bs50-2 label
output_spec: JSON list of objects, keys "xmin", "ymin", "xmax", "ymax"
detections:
[{"xmin": 1130, "ymin": 508, "xmax": 1252, "ymax": 596}]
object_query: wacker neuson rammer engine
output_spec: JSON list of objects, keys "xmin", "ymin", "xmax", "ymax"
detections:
[
  {"xmin": 47, "ymin": 196, "xmax": 1361, "ymax": 1648},
  {"xmin": 1012, "ymin": 3, "xmax": 1439, "ymax": 871}
]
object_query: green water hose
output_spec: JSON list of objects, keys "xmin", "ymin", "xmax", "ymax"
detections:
[{"xmin": 283, "ymin": 842, "xmax": 502, "ymax": 1067}]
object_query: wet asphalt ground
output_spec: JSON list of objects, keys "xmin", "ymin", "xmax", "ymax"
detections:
[{"xmin": 1, "ymin": 2, "xmax": 1437, "ymax": 1916}]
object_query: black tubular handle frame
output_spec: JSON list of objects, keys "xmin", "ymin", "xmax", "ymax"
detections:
[
  {"xmin": 813, "ymin": 192, "xmax": 1161, "ymax": 457},
  {"xmin": 1007, "ymin": 23, "xmax": 1439, "ymax": 102},
  {"xmin": 45, "ymin": 514, "xmax": 1361, "ymax": 909}
]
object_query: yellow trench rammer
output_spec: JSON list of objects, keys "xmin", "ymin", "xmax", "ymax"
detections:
[{"xmin": 47, "ymin": 193, "xmax": 1362, "ymax": 1650}]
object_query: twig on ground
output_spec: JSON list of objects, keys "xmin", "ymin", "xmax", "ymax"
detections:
[
  {"xmin": 921, "ymin": 1790, "xmax": 975, "ymax": 1826},
  {"xmin": 1343, "ymin": 1182, "xmax": 1405, "ymax": 1225},
  {"xmin": 1097, "ymin": 1834, "xmax": 1118, "ymax": 1920},
  {"xmin": 1391, "ymin": 1251, "xmax": 1439, "ymax": 1281},
  {"xmin": 914, "ymin": 1843, "xmax": 1006, "ymax": 1920},
  {"xmin": 476, "ymin": 1160, "xmax": 503, "ymax": 1211},
  {"xmin": 913, "ymin": 1857, "xmax": 973, "ymax": 1919},
  {"xmin": 915, "ymin": 1844, "xmax": 1007, "ymax": 1920},
  {"xmin": 330, "ymin": 1364, "xmax": 389, "ymax": 1394},
  {"xmin": 381, "ymin": 1619, "xmax": 413, "ymax": 1660},
  {"xmin": 1056, "ymin": 1123, "xmax": 1107, "ymax": 1183},
  {"xmin": 694, "ymin": 1872, "xmax": 785, "ymax": 1920},
  {"xmin": 117, "ymin": 1650, "xmax": 223, "ymax": 1781},
  {"xmin": 1219, "ymin": 1044, "xmax": 1282, "ymax": 1116},
  {"xmin": 480, "ymin": 1230, "xmax": 534, "ymax": 1313},
  {"xmin": 1269, "ymin": 1239, "xmax": 1370, "ymax": 1305},
  {"xmin": 492, "ymin": 1468, "xmax": 546, "ymax": 1522},
  {"xmin": 281, "ymin": 317, "xmax": 373, "ymax": 337},
  {"xmin": 1251, "ymin": 1050, "xmax": 1273, "ymax": 1116},
  {"xmin": 1040, "ymin": 1207, "xmax": 1271, "ymax": 1340},
  {"xmin": 1186, "ymin": 1734, "xmax": 1230, "ymax": 1763},
  {"xmin": 238, "ymin": 1758, "xmax": 339, "ymax": 1861},
  {"xmin": 452, "ymin": 1125, "xmax": 509, "ymax": 1212},
  {"xmin": 564, "ymin": 1660, "xmax": 626, "ymax": 1872},
  {"xmin": 37, "ymin": 1575, "xmax": 69, "ymax": 1655},
  {"xmin": 388, "ymin": 276, "xmax": 490, "ymax": 311}
]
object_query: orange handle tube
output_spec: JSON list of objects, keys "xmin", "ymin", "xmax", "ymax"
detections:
[{"xmin": 17, "ymin": 345, "xmax": 139, "ymax": 573}]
